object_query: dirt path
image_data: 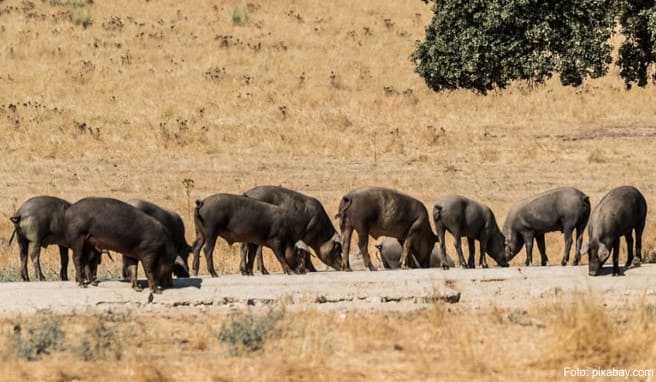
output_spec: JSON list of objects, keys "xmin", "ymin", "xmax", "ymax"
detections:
[{"xmin": 2, "ymin": 264, "xmax": 656, "ymax": 316}]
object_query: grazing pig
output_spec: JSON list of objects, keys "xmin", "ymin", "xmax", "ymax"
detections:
[
  {"xmin": 9, "ymin": 196, "xmax": 71, "ymax": 281},
  {"xmin": 64, "ymin": 197, "xmax": 186, "ymax": 292},
  {"xmin": 336, "ymin": 187, "xmax": 447, "ymax": 271},
  {"xmin": 433, "ymin": 195, "xmax": 508, "ymax": 268},
  {"xmin": 192, "ymin": 193, "xmax": 306, "ymax": 276},
  {"xmin": 238, "ymin": 185, "xmax": 342, "ymax": 275},
  {"xmin": 126, "ymin": 199, "xmax": 191, "ymax": 279},
  {"xmin": 374, "ymin": 237, "xmax": 455, "ymax": 269},
  {"xmin": 503, "ymin": 187, "xmax": 590, "ymax": 266},
  {"xmin": 585, "ymin": 186, "xmax": 647, "ymax": 276}
]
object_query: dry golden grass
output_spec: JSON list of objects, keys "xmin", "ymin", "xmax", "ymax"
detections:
[{"xmin": 0, "ymin": 296, "xmax": 654, "ymax": 381}]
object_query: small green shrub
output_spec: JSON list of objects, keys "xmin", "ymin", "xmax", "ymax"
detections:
[
  {"xmin": 0, "ymin": 269, "xmax": 20, "ymax": 282},
  {"xmin": 216, "ymin": 308, "xmax": 284, "ymax": 355},
  {"xmin": 231, "ymin": 7, "xmax": 249, "ymax": 26},
  {"xmin": 11, "ymin": 316, "xmax": 65, "ymax": 361},
  {"xmin": 48, "ymin": 0, "xmax": 93, "ymax": 28},
  {"xmin": 74, "ymin": 317, "xmax": 122, "ymax": 361},
  {"xmin": 71, "ymin": 8, "xmax": 92, "ymax": 28}
]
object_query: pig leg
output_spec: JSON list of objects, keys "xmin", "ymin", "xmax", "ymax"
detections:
[
  {"xmin": 288, "ymin": 245, "xmax": 306, "ymax": 274},
  {"xmin": 399, "ymin": 237, "xmax": 413, "ymax": 270},
  {"xmin": 71, "ymin": 239, "xmax": 87, "ymax": 287},
  {"xmin": 58, "ymin": 245, "xmax": 69, "ymax": 281},
  {"xmin": 18, "ymin": 237, "xmax": 29, "ymax": 281},
  {"xmin": 535, "ymin": 234, "xmax": 548, "ymax": 266},
  {"xmin": 86, "ymin": 249, "xmax": 100, "ymax": 286},
  {"xmin": 560, "ymin": 227, "xmax": 574, "ymax": 266},
  {"xmin": 478, "ymin": 239, "xmax": 489, "ymax": 268},
  {"xmin": 612, "ymin": 240, "xmax": 622, "ymax": 276},
  {"xmin": 340, "ymin": 225, "xmax": 353, "ymax": 271},
  {"xmin": 453, "ymin": 234, "xmax": 467, "ymax": 268},
  {"xmin": 437, "ymin": 226, "xmax": 449, "ymax": 269},
  {"xmin": 28, "ymin": 242, "xmax": 46, "ymax": 281},
  {"xmin": 191, "ymin": 235, "xmax": 205, "ymax": 277},
  {"xmin": 256, "ymin": 245, "xmax": 269, "ymax": 275},
  {"xmin": 624, "ymin": 233, "xmax": 634, "ymax": 268},
  {"xmin": 304, "ymin": 251, "xmax": 317, "ymax": 272},
  {"xmin": 141, "ymin": 254, "xmax": 161, "ymax": 293},
  {"xmin": 121, "ymin": 255, "xmax": 130, "ymax": 281},
  {"xmin": 239, "ymin": 243, "xmax": 251, "ymax": 275},
  {"xmin": 522, "ymin": 232, "xmax": 534, "ymax": 266},
  {"xmin": 358, "ymin": 232, "xmax": 376, "ymax": 271},
  {"xmin": 635, "ymin": 225, "xmax": 644, "ymax": 265},
  {"xmin": 203, "ymin": 235, "xmax": 219, "ymax": 278},
  {"xmin": 271, "ymin": 242, "xmax": 294, "ymax": 274},
  {"xmin": 124, "ymin": 256, "xmax": 141, "ymax": 291},
  {"xmin": 466, "ymin": 238, "xmax": 476, "ymax": 269},
  {"xmin": 240, "ymin": 243, "xmax": 259, "ymax": 276},
  {"xmin": 573, "ymin": 225, "xmax": 585, "ymax": 266}
]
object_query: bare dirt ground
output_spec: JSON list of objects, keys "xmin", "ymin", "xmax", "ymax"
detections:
[{"xmin": 3, "ymin": 264, "xmax": 655, "ymax": 317}]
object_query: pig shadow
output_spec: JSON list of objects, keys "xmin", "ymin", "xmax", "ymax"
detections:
[
  {"xmin": 593, "ymin": 266, "xmax": 627, "ymax": 276},
  {"xmin": 125, "ymin": 277, "xmax": 203, "ymax": 289}
]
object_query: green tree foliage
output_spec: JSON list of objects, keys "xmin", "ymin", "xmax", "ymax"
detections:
[
  {"xmin": 413, "ymin": 0, "xmax": 656, "ymax": 93},
  {"xmin": 617, "ymin": 0, "xmax": 656, "ymax": 88}
]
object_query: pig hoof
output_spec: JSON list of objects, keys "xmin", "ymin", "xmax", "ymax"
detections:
[
  {"xmin": 90, "ymin": 280, "xmax": 99, "ymax": 287},
  {"xmin": 442, "ymin": 264, "xmax": 450, "ymax": 270},
  {"xmin": 481, "ymin": 264, "xmax": 489, "ymax": 269},
  {"xmin": 133, "ymin": 286, "xmax": 143, "ymax": 292},
  {"xmin": 261, "ymin": 270, "xmax": 270, "ymax": 275}
]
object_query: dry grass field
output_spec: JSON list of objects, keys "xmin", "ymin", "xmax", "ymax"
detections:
[
  {"xmin": 0, "ymin": 297, "xmax": 655, "ymax": 381},
  {"xmin": 1, "ymin": 0, "xmax": 656, "ymax": 380}
]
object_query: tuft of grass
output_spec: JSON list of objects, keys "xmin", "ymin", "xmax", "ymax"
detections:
[
  {"xmin": 539, "ymin": 295, "xmax": 652, "ymax": 368},
  {"xmin": 74, "ymin": 315, "xmax": 122, "ymax": 361},
  {"xmin": 0, "ymin": 269, "xmax": 20, "ymax": 282},
  {"xmin": 587, "ymin": 148, "xmax": 607, "ymax": 163},
  {"xmin": 216, "ymin": 307, "xmax": 284, "ymax": 355},
  {"xmin": 49, "ymin": 0, "xmax": 93, "ymax": 28},
  {"xmin": 231, "ymin": 6, "xmax": 249, "ymax": 26},
  {"xmin": 11, "ymin": 315, "xmax": 65, "ymax": 361}
]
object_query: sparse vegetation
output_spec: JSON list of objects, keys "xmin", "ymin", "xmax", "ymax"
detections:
[
  {"xmin": 10, "ymin": 315, "xmax": 65, "ymax": 361},
  {"xmin": 73, "ymin": 315, "xmax": 122, "ymax": 361},
  {"xmin": 48, "ymin": 0, "xmax": 93, "ymax": 28},
  {"xmin": 217, "ymin": 307, "xmax": 284, "ymax": 355},
  {"xmin": 230, "ymin": 6, "xmax": 249, "ymax": 26},
  {"xmin": 0, "ymin": 298, "xmax": 653, "ymax": 380}
]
